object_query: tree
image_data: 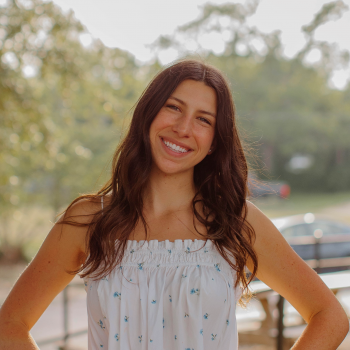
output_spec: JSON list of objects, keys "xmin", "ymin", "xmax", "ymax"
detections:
[
  {"xmin": 0, "ymin": 0, "xmax": 158, "ymax": 261},
  {"xmin": 151, "ymin": 0, "xmax": 350, "ymax": 191}
]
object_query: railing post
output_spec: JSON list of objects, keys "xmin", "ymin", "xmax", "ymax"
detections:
[
  {"xmin": 314, "ymin": 237, "xmax": 320, "ymax": 274},
  {"xmin": 63, "ymin": 287, "xmax": 69, "ymax": 348},
  {"xmin": 276, "ymin": 295, "xmax": 285, "ymax": 350}
]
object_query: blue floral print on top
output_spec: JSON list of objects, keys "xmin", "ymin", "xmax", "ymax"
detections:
[{"xmin": 84, "ymin": 237, "xmax": 241, "ymax": 350}]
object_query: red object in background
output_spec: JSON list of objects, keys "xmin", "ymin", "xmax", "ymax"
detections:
[{"xmin": 280, "ymin": 184, "xmax": 291, "ymax": 198}]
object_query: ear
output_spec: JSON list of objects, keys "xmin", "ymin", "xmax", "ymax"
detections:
[{"xmin": 208, "ymin": 138, "xmax": 216, "ymax": 154}]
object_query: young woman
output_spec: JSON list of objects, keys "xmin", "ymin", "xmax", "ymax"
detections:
[{"xmin": 0, "ymin": 59, "xmax": 348, "ymax": 350}]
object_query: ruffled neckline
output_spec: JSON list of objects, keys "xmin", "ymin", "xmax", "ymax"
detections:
[{"xmin": 117, "ymin": 238, "xmax": 213, "ymax": 251}]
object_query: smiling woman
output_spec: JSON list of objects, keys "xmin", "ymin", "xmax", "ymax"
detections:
[
  {"xmin": 149, "ymin": 79, "xmax": 216, "ymax": 173},
  {"xmin": 0, "ymin": 59, "xmax": 348, "ymax": 350}
]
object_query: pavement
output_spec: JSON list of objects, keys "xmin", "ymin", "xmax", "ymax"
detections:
[{"xmin": 320, "ymin": 201, "xmax": 350, "ymax": 225}]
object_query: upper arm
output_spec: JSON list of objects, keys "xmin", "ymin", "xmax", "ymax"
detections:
[
  {"xmin": 244, "ymin": 201, "xmax": 342, "ymax": 323},
  {"xmin": 0, "ymin": 198, "xmax": 97, "ymax": 331}
]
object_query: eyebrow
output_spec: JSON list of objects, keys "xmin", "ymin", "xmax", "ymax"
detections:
[{"xmin": 168, "ymin": 96, "xmax": 216, "ymax": 118}]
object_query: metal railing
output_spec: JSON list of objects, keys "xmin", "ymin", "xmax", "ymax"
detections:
[
  {"xmin": 36, "ymin": 281, "xmax": 87, "ymax": 349},
  {"xmin": 287, "ymin": 234, "xmax": 350, "ymax": 273},
  {"xmin": 252, "ymin": 234, "xmax": 350, "ymax": 350},
  {"xmin": 36, "ymin": 235, "xmax": 350, "ymax": 350}
]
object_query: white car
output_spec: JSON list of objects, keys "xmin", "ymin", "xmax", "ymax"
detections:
[{"xmin": 271, "ymin": 213, "xmax": 350, "ymax": 272}]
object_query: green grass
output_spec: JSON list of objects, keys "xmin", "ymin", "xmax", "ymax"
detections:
[{"xmin": 252, "ymin": 192, "xmax": 350, "ymax": 222}]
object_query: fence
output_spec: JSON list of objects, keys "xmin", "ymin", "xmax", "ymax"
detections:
[
  {"xmin": 36, "ymin": 235, "xmax": 350, "ymax": 350},
  {"xmin": 287, "ymin": 234, "xmax": 350, "ymax": 273},
  {"xmin": 36, "ymin": 282, "xmax": 87, "ymax": 349},
  {"xmin": 241, "ymin": 234, "xmax": 350, "ymax": 350},
  {"xmin": 278, "ymin": 234, "xmax": 350, "ymax": 349}
]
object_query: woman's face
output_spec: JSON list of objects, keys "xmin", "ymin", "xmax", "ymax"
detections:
[{"xmin": 149, "ymin": 79, "xmax": 217, "ymax": 176}]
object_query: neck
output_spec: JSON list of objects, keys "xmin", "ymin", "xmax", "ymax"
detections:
[{"xmin": 143, "ymin": 166, "xmax": 196, "ymax": 217}]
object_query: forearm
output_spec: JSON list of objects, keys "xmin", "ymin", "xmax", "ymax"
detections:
[
  {"xmin": 291, "ymin": 308, "xmax": 349, "ymax": 350},
  {"xmin": 0, "ymin": 322, "xmax": 39, "ymax": 350}
]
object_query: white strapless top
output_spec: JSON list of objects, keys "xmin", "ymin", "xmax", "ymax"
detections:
[{"xmin": 83, "ymin": 238, "xmax": 242, "ymax": 350}]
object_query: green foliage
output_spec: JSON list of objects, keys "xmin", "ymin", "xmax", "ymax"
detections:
[
  {"xmin": 1, "ymin": 0, "xmax": 350, "ymax": 262},
  {"xmin": 0, "ymin": 0, "xmax": 155, "ymax": 216},
  {"xmin": 302, "ymin": 0, "xmax": 348, "ymax": 35},
  {"xmin": 152, "ymin": 0, "xmax": 350, "ymax": 193}
]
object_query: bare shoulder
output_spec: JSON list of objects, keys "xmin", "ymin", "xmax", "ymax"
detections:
[
  {"xmin": 241, "ymin": 200, "xmax": 273, "ymax": 242},
  {"xmin": 57, "ymin": 196, "xmax": 101, "ymax": 224},
  {"xmin": 55, "ymin": 196, "xmax": 102, "ymax": 255},
  {"xmin": 243, "ymin": 200, "xmax": 266, "ymax": 221},
  {"xmin": 243, "ymin": 199, "xmax": 292, "ymax": 261}
]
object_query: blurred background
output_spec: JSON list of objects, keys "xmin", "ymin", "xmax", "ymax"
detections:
[{"xmin": 0, "ymin": 0, "xmax": 350, "ymax": 349}]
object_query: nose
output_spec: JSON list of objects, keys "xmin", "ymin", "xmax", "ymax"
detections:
[{"xmin": 172, "ymin": 113, "xmax": 192, "ymax": 138}]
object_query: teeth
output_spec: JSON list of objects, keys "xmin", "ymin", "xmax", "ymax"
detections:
[{"xmin": 162, "ymin": 139, "xmax": 189, "ymax": 153}]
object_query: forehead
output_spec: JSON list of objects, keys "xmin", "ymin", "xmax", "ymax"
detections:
[{"xmin": 170, "ymin": 80, "xmax": 217, "ymax": 113}]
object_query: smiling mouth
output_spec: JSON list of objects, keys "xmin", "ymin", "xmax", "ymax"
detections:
[{"xmin": 161, "ymin": 138, "xmax": 192, "ymax": 154}]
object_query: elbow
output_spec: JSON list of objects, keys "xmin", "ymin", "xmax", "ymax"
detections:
[
  {"xmin": 336, "ymin": 307, "xmax": 349, "ymax": 335},
  {"xmin": 0, "ymin": 319, "xmax": 30, "ymax": 339},
  {"xmin": 339, "ymin": 318, "xmax": 350, "ymax": 343},
  {"xmin": 309, "ymin": 304, "xmax": 349, "ymax": 338},
  {"xmin": 342, "ymin": 315, "xmax": 350, "ymax": 335},
  {"xmin": 329, "ymin": 307, "xmax": 349, "ymax": 339},
  {"xmin": 330, "ymin": 311, "xmax": 349, "ymax": 349}
]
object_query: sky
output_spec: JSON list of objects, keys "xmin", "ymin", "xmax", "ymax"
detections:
[{"xmin": 5, "ymin": 0, "xmax": 350, "ymax": 88}]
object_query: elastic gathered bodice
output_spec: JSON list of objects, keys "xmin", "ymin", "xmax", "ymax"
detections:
[
  {"xmin": 83, "ymin": 238, "xmax": 242, "ymax": 350},
  {"xmin": 114, "ymin": 238, "xmax": 233, "ymax": 271}
]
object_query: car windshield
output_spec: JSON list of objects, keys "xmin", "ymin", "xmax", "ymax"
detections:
[
  {"xmin": 281, "ymin": 224, "xmax": 311, "ymax": 237},
  {"xmin": 309, "ymin": 222, "xmax": 350, "ymax": 236},
  {"xmin": 281, "ymin": 221, "xmax": 350, "ymax": 237}
]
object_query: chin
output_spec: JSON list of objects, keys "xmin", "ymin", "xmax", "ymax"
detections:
[{"xmin": 153, "ymin": 162, "xmax": 193, "ymax": 176}]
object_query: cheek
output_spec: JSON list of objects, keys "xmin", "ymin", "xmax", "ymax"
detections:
[
  {"xmin": 195, "ymin": 127, "xmax": 215, "ymax": 148},
  {"xmin": 149, "ymin": 115, "xmax": 169, "ymax": 154},
  {"xmin": 150, "ymin": 112, "xmax": 171, "ymax": 135}
]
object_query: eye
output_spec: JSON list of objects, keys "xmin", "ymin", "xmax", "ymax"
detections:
[
  {"xmin": 166, "ymin": 104, "xmax": 180, "ymax": 112},
  {"xmin": 198, "ymin": 117, "xmax": 211, "ymax": 125}
]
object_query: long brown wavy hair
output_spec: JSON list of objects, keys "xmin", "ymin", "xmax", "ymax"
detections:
[{"xmin": 58, "ymin": 58, "xmax": 258, "ymax": 304}]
